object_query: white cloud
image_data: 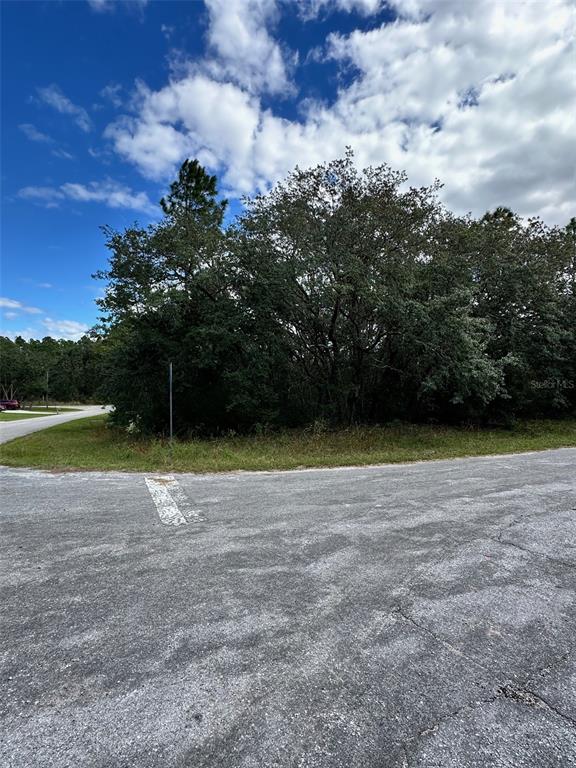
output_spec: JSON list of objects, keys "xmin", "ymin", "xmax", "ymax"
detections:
[
  {"xmin": 202, "ymin": 0, "xmax": 294, "ymax": 95},
  {"xmin": 323, "ymin": 0, "xmax": 576, "ymax": 219},
  {"xmin": 105, "ymin": 75, "xmax": 260, "ymax": 183},
  {"xmin": 0, "ymin": 298, "xmax": 43, "ymax": 315},
  {"xmin": 61, "ymin": 181, "xmax": 153, "ymax": 212},
  {"xmin": 300, "ymin": 0, "xmax": 382, "ymax": 19},
  {"xmin": 1, "ymin": 327, "xmax": 40, "ymax": 342},
  {"xmin": 336, "ymin": 0, "xmax": 381, "ymax": 11},
  {"xmin": 19, "ymin": 123, "xmax": 54, "ymax": 144},
  {"xmin": 42, "ymin": 318, "xmax": 90, "ymax": 341},
  {"xmin": 105, "ymin": 0, "xmax": 576, "ymax": 224},
  {"xmin": 19, "ymin": 122, "xmax": 74, "ymax": 159},
  {"xmin": 87, "ymin": 0, "xmax": 148, "ymax": 12},
  {"xmin": 18, "ymin": 180, "xmax": 155, "ymax": 214},
  {"xmin": 3, "ymin": 312, "xmax": 18, "ymax": 320},
  {"xmin": 51, "ymin": 148, "xmax": 75, "ymax": 160},
  {"xmin": 1, "ymin": 317, "xmax": 90, "ymax": 342},
  {"xmin": 18, "ymin": 187, "xmax": 63, "ymax": 208},
  {"xmin": 100, "ymin": 83, "xmax": 123, "ymax": 108},
  {"xmin": 37, "ymin": 84, "xmax": 92, "ymax": 132}
]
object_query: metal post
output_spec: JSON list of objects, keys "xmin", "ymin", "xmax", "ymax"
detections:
[{"xmin": 169, "ymin": 361, "xmax": 173, "ymax": 443}]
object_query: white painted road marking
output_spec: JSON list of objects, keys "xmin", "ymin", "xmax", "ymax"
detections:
[{"xmin": 145, "ymin": 476, "xmax": 204, "ymax": 526}]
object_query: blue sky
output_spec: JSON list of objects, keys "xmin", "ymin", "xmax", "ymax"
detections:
[{"xmin": 1, "ymin": 0, "xmax": 574, "ymax": 340}]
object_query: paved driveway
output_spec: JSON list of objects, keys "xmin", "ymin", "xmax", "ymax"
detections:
[
  {"xmin": 1, "ymin": 449, "xmax": 575, "ymax": 767},
  {"xmin": 0, "ymin": 405, "xmax": 109, "ymax": 444}
]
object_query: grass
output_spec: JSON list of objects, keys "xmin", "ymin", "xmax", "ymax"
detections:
[
  {"xmin": 0, "ymin": 411, "xmax": 52, "ymax": 421},
  {"xmin": 0, "ymin": 415, "xmax": 575, "ymax": 473}
]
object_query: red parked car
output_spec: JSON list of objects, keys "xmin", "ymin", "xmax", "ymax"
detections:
[{"xmin": 0, "ymin": 399, "xmax": 20, "ymax": 410}]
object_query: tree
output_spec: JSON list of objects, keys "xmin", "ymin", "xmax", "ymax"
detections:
[
  {"xmin": 95, "ymin": 159, "xmax": 245, "ymax": 434},
  {"xmin": 234, "ymin": 152, "xmax": 504, "ymax": 424},
  {"xmin": 160, "ymin": 158, "xmax": 227, "ymax": 221},
  {"xmin": 466, "ymin": 209, "xmax": 576, "ymax": 417},
  {"xmin": 0, "ymin": 335, "xmax": 104, "ymax": 403},
  {"xmin": 94, "ymin": 154, "xmax": 575, "ymax": 435}
]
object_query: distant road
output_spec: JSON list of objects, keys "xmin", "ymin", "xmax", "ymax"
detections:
[{"xmin": 0, "ymin": 405, "xmax": 109, "ymax": 445}]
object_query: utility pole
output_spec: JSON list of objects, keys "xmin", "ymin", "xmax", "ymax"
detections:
[{"xmin": 169, "ymin": 361, "xmax": 173, "ymax": 443}]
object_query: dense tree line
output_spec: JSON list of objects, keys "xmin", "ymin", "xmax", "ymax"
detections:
[
  {"xmin": 4, "ymin": 155, "xmax": 571, "ymax": 430},
  {"xmin": 0, "ymin": 335, "xmax": 104, "ymax": 403},
  {"xmin": 93, "ymin": 153, "xmax": 575, "ymax": 435}
]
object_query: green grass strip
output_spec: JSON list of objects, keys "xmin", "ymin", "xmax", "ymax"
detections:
[
  {"xmin": 0, "ymin": 412, "xmax": 52, "ymax": 421},
  {"xmin": 1, "ymin": 415, "xmax": 574, "ymax": 473}
]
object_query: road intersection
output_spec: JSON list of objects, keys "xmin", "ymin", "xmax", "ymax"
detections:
[{"xmin": 1, "ymin": 448, "xmax": 575, "ymax": 766}]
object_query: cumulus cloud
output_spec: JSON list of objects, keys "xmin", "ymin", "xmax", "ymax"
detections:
[
  {"xmin": 105, "ymin": 0, "xmax": 575, "ymax": 224},
  {"xmin": 42, "ymin": 318, "xmax": 90, "ymax": 341},
  {"xmin": 200, "ymin": 0, "xmax": 294, "ymax": 96},
  {"xmin": 37, "ymin": 84, "xmax": 93, "ymax": 132},
  {"xmin": 105, "ymin": 75, "xmax": 260, "ymax": 183},
  {"xmin": 18, "ymin": 180, "xmax": 156, "ymax": 214},
  {"xmin": 0, "ymin": 298, "xmax": 43, "ymax": 315},
  {"xmin": 300, "ymin": 0, "xmax": 382, "ymax": 19}
]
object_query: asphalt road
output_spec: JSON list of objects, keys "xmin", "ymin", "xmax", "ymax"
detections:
[
  {"xmin": 1, "ymin": 448, "xmax": 575, "ymax": 767},
  {"xmin": 0, "ymin": 405, "xmax": 109, "ymax": 444}
]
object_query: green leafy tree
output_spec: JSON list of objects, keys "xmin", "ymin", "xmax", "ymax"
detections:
[
  {"xmin": 94, "ymin": 154, "xmax": 575, "ymax": 434},
  {"xmin": 467, "ymin": 209, "xmax": 576, "ymax": 417},
  {"xmin": 234, "ymin": 152, "xmax": 504, "ymax": 424},
  {"xmin": 95, "ymin": 159, "xmax": 247, "ymax": 433},
  {"xmin": 0, "ymin": 335, "xmax": 104, "ymax": 403}
]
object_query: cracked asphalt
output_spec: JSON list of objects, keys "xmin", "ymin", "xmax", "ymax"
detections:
[{"xmin": 1, "ymin": 448, "xmax": 575, "ymax": 767}]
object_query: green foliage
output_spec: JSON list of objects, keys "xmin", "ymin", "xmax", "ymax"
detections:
[
  {"xmin": 94, "ymin": 154, "xmax": 575, "ymax": 435},
  {"xmin": 160, "ymin": 158, "xmax": 227, "ymax": 222},
  {"xmin": 0, "ymin": 334, "xmax": 105, "ymax": 403}
]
